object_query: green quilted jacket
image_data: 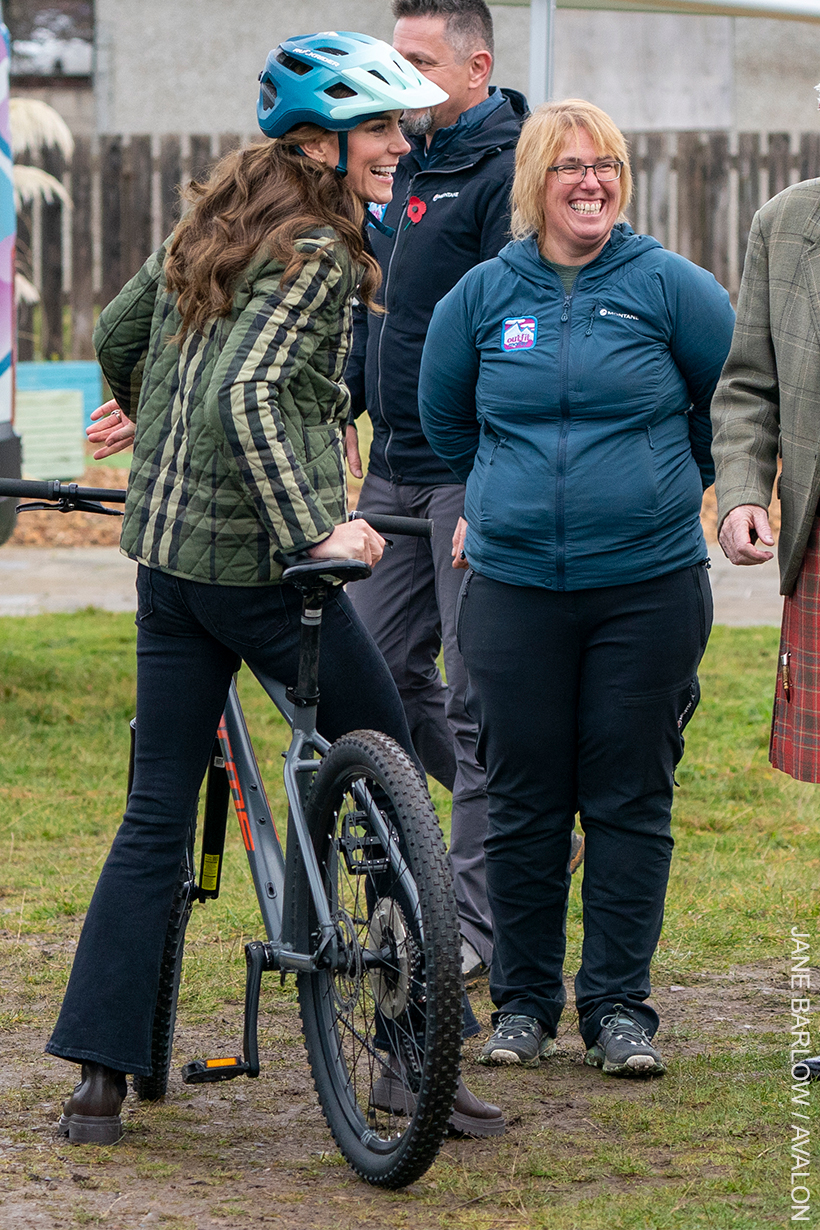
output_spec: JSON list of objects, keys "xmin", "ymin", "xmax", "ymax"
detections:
[{"xmin": 93, "ymin": 229, "xmax": 359, "ymax": 585}]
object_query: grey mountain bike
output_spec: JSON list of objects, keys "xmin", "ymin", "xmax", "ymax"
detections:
[{"xmin": 0, "ymin": 478, "xmax": 463, "ymax": 1188}]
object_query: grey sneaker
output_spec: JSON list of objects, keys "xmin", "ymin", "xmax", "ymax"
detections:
[
  {"xmin": 584, "ymin": 1005, "xmax": 665, "ymax": 1077},
  {"xmin": 478, "ymin": 1014, "xmax": 557, "ymax": 1067}
]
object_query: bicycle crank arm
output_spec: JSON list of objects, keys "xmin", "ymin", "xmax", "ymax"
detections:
[{"xmin": 182, "ymin": 940, "xmax": 270, "ymax": 1085}]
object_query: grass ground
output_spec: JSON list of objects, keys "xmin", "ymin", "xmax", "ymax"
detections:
[{"xmin": 0, "ymin": 614, "xmax": 816, "ymax": 1228}]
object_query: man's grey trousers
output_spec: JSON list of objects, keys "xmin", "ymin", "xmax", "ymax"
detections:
[{"xmin": 349, "ymin": 473, "xmax": 492, "ymax": 966}]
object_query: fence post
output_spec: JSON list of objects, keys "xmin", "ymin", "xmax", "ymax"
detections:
[
  {"xmin": 71, "ymin": 135, "xmax": 94, "ymax": 360},
  {"xmin": 100, "ymin": 135, "xmax": 123, "ymax": 312},
  {"xmin": 41, "ymin": 147, "xmax": 65, "ymax": 360},
  {"xmin": 121, "ymin": 134, "xmax": 153, "ymax": 283},
  {"xmin": 159, "ymin": 135, "xmax": 182, "ymax": 240},
  {"xmin": 736, "ymin": 132, "xmax": 760, "ymax": 283},
  {"xmin": 768, "ymin": 132, "xmax": 791, "ymax": 200}
]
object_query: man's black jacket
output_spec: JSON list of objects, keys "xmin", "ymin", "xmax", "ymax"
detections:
[{"xmin": 348, "ymin": 87, "xmax": 528, "ymax": 486}]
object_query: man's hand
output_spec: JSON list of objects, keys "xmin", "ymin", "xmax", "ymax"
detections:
[
  {"xmin": 452, "ymin": 516, "xmax": 469, "ymax": 570},
  {"xmin": 308, "ymin": 520, "xmax": 385, "ymax": 567},
  {"xmin": 86, "ymin": 400, "xmax": 135, "ymax": 460},
  {"xmin": 345, "ymin": 424, "xmax": 363, "ymax": 479},
  {"xmin": 718, "ymin": 504, "xmax": 775, "ymax": 565}
]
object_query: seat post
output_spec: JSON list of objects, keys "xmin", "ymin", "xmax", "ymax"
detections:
[{"xmin": 290, "ymin": 596, "xmax": 323, "ymax": 711}]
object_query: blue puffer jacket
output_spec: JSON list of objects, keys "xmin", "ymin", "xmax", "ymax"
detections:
[{"xmin": 418, "ymin": 225, "xmax": 735, "ymax": 591}]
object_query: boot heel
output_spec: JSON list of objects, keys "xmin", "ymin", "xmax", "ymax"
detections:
[{"xmin": 65, "ymin": 1114, "xmax": 123, "ymax": 1145}]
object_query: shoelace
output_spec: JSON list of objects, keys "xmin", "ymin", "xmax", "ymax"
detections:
[
  {"xmin": 496, "ymin": 1013, "xmax": 539, "ymax": 1038},
  {"xmin": 600, "ymin": 1009, "xmax": 652, "ymax": 1046}
]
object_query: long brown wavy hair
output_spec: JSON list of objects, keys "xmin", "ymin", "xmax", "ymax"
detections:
[{"xmin": 164, "ymin": 127, "xmax": 382, "ymax": 336}]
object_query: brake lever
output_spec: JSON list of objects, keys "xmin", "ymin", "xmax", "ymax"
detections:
[{"xmin": 15, "ymin": 498, "xmax": 124, "ymax": 517}]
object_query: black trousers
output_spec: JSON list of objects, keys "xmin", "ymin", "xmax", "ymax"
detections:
[{"xmin": 457, "ymin": 563, "xmax": 712, "ymax": 1047}]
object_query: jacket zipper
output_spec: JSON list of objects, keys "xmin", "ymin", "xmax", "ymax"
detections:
[
  {"xmin": 376, "ymin": 154, "xmax": 495, "ymax": 480},
  {"xmin": 556, "ymin": 293, "xmax": 573, "ymax": 591}
]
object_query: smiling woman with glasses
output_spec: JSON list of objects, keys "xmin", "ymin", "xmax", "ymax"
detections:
[{"xmin": 419, "ymin": 98, "xmax": 737, "ymax": 1081}]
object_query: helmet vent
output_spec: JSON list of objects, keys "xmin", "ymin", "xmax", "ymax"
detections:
[
  {"xmin": 316, "ymin": 46, "xmax": 349, "ymax": 56},
  {"xmin": 276, "ymin": 51, "xmax": 312, "ymax": 76},
  {"xmin": 369, "ymin": 70, "xmax": 389, "ymax": 84},
  {"xmin": 324, "ymin": 83, "xmax": 358, "ymax": 99}
]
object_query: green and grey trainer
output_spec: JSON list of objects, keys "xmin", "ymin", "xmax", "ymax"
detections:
[
  {"xmin": 478, "ymin": 1014, "xmax": 557, "ymax": 1067},
  {"xmin": 585, "ymin": 1005, "xmax": 665, "ymax": 1077}
]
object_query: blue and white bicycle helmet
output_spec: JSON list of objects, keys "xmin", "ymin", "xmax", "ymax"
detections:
[{"xmin": 258, "ymin": 30, "xmax": 447, "ymax": 173}]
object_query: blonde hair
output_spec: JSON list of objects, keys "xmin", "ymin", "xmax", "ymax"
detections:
[{"xmin": 511, "ymin": 99, "xmax": 632, "ymax": 242}]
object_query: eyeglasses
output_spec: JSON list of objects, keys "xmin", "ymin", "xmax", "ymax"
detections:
[{"xmin": 547, "ymin": 160, "xmax": 623, "ymax": 184}]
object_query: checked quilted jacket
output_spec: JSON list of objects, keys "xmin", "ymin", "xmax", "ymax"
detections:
[{"xmin": 93, "ymin": 228, "xmax": 358, "ymax": 585}]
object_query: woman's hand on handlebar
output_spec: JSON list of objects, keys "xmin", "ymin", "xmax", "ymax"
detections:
[
  {"xmin": 308, "ymin": 520, "xmax": 386, "ymax": 567},
  {"xmin": 86, "ymin": 400, "xmax": 136, "ymax": 460}
]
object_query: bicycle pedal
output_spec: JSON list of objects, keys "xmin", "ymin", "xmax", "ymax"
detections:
[{"xmin": 181, "ymin": 1057, "xmax": 250, "ymax": 1084}]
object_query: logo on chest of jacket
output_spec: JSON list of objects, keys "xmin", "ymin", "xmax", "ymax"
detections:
[
  {"xmin": 502, "ymin": 317, "xmax": 538, "ymax": 351},
  {"xmin": 599, "ymin": 307, "xmax": 639, "ymax": 321},
  {"xmin": 432, "ymin": 191, "xmax": 459, "ymax": 202}
]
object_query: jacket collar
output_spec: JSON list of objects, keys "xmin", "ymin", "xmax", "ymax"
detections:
[{"xmin": 405, "ymin": 86, "xmax": 528, "ymax": 173}]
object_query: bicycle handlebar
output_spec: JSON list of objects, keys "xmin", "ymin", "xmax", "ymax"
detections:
[
  {"xmin": 0, "ymin": 478, "xmax": 127, "ymax": 503},
  {"xmin": 349, "ymin": 510, "xmax": 433, "ymax": 539},
  {"xmin": 0, "ymin": 480, "xmax": 434, "ymax": 540}
]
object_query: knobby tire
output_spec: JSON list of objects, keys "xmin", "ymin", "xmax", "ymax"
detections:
[
  {"xmin": 132, "ymin": 833, "xmax": 196, "ymax": 1101},
  {"xmin": 295, "ymin": 730, "xmax": 462, "ymax": 1188}
]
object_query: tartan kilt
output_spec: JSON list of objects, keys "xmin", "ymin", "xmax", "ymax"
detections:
[{"xmin": 770, "ymin": 518, "xmax": 820, "ymax": 781}]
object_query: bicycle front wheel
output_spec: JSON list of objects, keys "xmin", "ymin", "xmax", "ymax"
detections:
[{"xmin": 295, "ymin": 730, "xmax": 462, "ymax": 1188}]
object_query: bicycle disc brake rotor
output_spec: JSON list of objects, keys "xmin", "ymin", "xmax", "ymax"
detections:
[{"xmin": 365, "ymin": 898, "xmax": 416, "ymax": 1019}]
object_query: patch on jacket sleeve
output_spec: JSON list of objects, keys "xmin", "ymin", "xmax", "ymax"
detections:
[{"xmin": 502, "ymin": 317, "xmax": 537, "ymax": 351}]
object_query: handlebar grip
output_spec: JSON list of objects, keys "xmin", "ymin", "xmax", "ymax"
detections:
[
  {"xmin": 0, "ymin": 477, "xmax": 63, "ymax": 499},
  {"xmin": 349, "ymin": 510, "xmax": 433, "ymax": 539},
  {"xmin": 0, "ymin": 479, "xmax": 127, "ymax": 503}
]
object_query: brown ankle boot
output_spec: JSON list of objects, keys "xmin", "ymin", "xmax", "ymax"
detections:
[
  {"xmin": 371, "ymin": 1056, "xmax": 505, "ymax": 1138},
  {"xmin": 57, "ymin": 1063, "xmax": 127, "ymax": 1144}
]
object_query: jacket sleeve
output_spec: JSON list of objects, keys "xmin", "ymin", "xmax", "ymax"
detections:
[
  {"xmin": 710, "ymin": 213, "xmax": 780, "ymax": 523},
  {"xmin": 209, "ymin": 242, "xmax": 349, "ymax": 556},
  {"xmin": 93, "ymin": 243, "xmax": 168, "ymax": 417},
  {"xmin": 418, "ymin": 280, "xmax": 481, "ymax": 482},
  {"xmin": 663, "ymin": 255, "xmax": 736, "ymax": 489}
]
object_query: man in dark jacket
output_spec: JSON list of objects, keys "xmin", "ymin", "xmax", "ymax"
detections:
[{"xmin": 346, "ymin": 0, "xmax": 527, "ymax": 988}]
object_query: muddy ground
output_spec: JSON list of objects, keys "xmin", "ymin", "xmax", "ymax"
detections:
[{"xmin": 0, "ymin": 955, "xmax": 785, "ymax": 1230}]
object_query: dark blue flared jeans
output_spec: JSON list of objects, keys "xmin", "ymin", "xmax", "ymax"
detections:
[
  {"xmin": 457, "ymin": 563, "xmax": 712, "ymax": 1047},
  {"xmin": 46, "ymin": 566, "xmax": 423, "ymax": 1075}
]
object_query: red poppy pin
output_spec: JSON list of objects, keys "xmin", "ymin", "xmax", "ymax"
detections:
[{"xmin": 407, "ymin": 196, "xmax": 427, "ymax": 224}]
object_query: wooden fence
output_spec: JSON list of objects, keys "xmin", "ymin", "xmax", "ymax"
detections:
[{"xmin": 16, "ymin": 128, "xmax": 820, "ymax": 361}]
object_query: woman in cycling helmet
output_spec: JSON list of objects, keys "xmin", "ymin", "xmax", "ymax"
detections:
[{"xmin": 46, "ymin": 32, "xmax": 499, "ymax": 1146}]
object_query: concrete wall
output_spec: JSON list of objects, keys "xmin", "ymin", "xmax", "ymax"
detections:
[{"xmin": 93, "ymin": 0, "xmax": 820, "ymax": 136}]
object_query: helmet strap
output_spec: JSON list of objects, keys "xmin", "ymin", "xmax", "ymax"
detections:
[
  {"xmin": 335, "ymin": 130, "xmax": 349, "ymax": 177},
  {"xmin": 366, "ymin": 210, "xmax": 395, "ymax": 238}
]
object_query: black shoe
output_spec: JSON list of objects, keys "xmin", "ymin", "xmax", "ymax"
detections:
[
  {"xmin": 57, "ymin": 1063, "xmax": 127, "ymax": 1144},
  {"xmin": 478, "ymin": 1014, "xmax": 557, "ymax": 1067},
  {"xmin": 584, "ymin": 1005, "xmax": 665, "ymax": 1077},
  {"xmin": 370, "ymin": 1058, "xmax": 505, "ymax": 1137}
]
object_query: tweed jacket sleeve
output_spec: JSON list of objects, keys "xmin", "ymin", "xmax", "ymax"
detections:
[
  {"xmin": 711, "ymin": 213, "xmax": 780, "ymax": 520},
  {"xmin": 711, "ymin": 180, "xmax": 820, "ymax": 593},
  {"xmin": 207, "ymin": 241, "xmax": 352, "ymax": 555}
]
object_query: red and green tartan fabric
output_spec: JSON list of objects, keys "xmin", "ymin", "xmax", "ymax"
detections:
[{"xmin": 771, "ymin": 517, "xmax": 820, "ymax": 782}]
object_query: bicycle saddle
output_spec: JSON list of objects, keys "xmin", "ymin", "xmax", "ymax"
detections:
[{"xmin": 282, "ymin": 559, "xmax": 372, "ymax": 594}]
